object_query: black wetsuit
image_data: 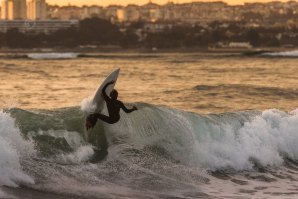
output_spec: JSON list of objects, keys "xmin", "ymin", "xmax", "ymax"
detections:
[
  {"xmin": 86, "ymin": 82, "xmax": 137, "ymax": 162},
  {"xmin": 92, "ymin": 82, "xmax": 136, "ymax": 124}
]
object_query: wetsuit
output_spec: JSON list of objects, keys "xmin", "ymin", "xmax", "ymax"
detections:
[
  {"xmin": 86, "ymin": 82, "xmax": 137, "ymax": 162},
  {"xmin": 90, "ymin": 81, "xmax": 136, "ymax": 124}
]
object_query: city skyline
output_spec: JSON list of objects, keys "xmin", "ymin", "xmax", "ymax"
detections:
[
  {"xmin": 1, "ymin": 0, "xmax": 47, "ymax": 20},
  {"xmin": 47, "ymin": 0, "xmax": 294, "ymax": 6}
]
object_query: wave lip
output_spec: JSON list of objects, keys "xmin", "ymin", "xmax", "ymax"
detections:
[
  {"xmin": 0, "ymin": 111, "xmax": 35, "ymax": 188},
  {"xmin": 27, "ymin": 52, "xmax": 79, "ymax": 60},
  {"xmin": 262, "ymin": 50, "xmax": 298, "ymax": 57}
]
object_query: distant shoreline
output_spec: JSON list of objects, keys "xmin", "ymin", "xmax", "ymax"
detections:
[{"xmin": 0, "ymin": 47, "xmax": 296, "ymax": 55}]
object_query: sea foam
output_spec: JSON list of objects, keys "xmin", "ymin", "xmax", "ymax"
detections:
[
  {"xmin": 190, "ymin": 109, "xmax": 298, "ymax": 170},
  {"xmin": 81, "ymin": 97, "xmax": 97, "ymax": 114},
  {"xmin": 0, "ymin": 111, "xmax": 35, "ymax": 187},
  {"xmin": 118, "ymin": 106, "xmax": 298, "ymax": 171},
  {"xmin": 263, "ymin": 50, "xmax": 298, "ymax": 57},
  {"xmin": 27, "ymin": 52, "xmax": 79, "ymax": 60}
]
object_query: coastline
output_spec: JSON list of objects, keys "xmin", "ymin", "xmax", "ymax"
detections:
[{"xmin": 0, "ymin": 46, "xmax": 297, "ymax": 55}]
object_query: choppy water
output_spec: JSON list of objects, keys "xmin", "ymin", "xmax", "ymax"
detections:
[{"xmin": 0, "ymin": 52, "xmax": 297, "ymax": 198}]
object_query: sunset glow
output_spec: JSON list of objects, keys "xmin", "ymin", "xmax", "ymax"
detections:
[{"xmin": 47, "ymin": 0, "xmax": 292, "ymax": 6}]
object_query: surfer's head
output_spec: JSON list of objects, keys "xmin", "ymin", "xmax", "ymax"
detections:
[
  {"xmin": 86, "ymin": 114, "xmax": 98, "ymax": 130},
  {"xmin": 110, "ymin": 89, "xmax": 118, "ymax": 100}
]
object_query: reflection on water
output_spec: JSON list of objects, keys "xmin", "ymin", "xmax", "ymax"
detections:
[
  {"xmin": 0, "ymin": 53, "xmax": 297, "ymax": 113},
  {"xmin": 0, "ymin": 53, "xmax": 298, "ymax": 199}
]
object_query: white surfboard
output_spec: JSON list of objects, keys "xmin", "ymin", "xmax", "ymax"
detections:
[
  {"xmin": 91, "ymin": 68, "xmax": 120, "ymax": 113},
  {"xmin": 81, "ymin": 69, "xmax": 120, "ymax": 142}
]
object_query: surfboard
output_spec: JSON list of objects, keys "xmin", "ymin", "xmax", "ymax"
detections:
[
  {"xmin": 91, "ymin": 68, "xmax": 120, "ymax": 113},
  {"xmin": 83, "ymin": 69, "xmax": 120, "ymax": 142}
]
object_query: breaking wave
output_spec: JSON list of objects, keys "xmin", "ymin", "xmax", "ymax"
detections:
[
  {"xmin": 1, "ymin": 104, "xmax": 298, "ymax": 198},
  {"xmin": 0, "ymin": 111, "xmax": 34, "ymax": 188},
  {"xmin": 27, "ymin": 52, "xmax": 79, "ymax": 60},
  {"xmin": 262, "ymin": 50, "xmax": 298, "ymax": 57},
  {"xmin": 5, "ymin": 104, "xmax": 298, "ymax": 171}
]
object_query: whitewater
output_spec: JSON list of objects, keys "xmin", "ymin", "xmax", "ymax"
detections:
[{"xmin": 0, "ymin": 52, "xmax": 297, "ymax": 198}]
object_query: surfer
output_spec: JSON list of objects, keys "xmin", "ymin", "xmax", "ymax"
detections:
[{"xmin": 86, "ymin": 81, "xmax": 137, "ymax": 130}]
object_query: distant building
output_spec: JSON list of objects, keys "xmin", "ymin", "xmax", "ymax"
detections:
[
  {"xmin": 148, "ymin": 8, "xmax": 163, "ymax": 22},
  {"xmin": 27, "ymin": 0, "xmax": 47, "ymax": 20},
  {"xmin": 49, "ymin": 6, "xmax": 85, "ymax": 20},
  {"xmin": 1, "ymin": 0, "xmax": 9, "ymax": 19},
  {"xmin": 117, "ymin": 5, "xmax": 140, "ymax": 22},
  {"xmin": 83, "ymin": 5, "xmax": 103, "ymax": 18},
  {"xmin": 12, "ymin": 0, "xmax": 27, "ymax": 19},
  {"xmin": 139, "ymin": 2, "xmax": 160, "ymax": 21},
  {"xmin": 0, "ymin": 19, "xmax": 79, "ymax": 34},
  {"xmin": 0, "ymin": 0, "xmax": 294, "ymax": 29},
  {"xmin": 1, "ymin": 0, "xmax": 26, "ymax": 20},
  {"xmin": 105, "ymin": 5, "xmax": 122, "ymax": 21}
]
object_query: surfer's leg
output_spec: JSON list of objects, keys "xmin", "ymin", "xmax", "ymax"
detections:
[{"xmin": 90, "ymin": 148, "xmax": 108, "ymax": 163}]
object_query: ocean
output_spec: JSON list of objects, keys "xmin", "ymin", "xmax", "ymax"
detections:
[{"xmin": 0, "ymin": 52, "xmax": 297, "ymax": 198}]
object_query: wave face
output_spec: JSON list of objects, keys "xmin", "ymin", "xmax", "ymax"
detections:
[
  {"xmin": 102, "ymin": 104, "xmax": 298, "ymax": 171},
  {"xmin": 6, "ymin": 104, "xmax": 298, "ymax": 170},
  {"xmin": 1, "ymin": 104, "xmax": 298, "ymax": 198}
]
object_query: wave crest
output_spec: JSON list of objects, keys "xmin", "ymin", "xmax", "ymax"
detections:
[
  {"xmin": 109, "ymin": 106, "xmax": 298, "ymax": 171},
  {"xmin": 262, "ymin": 50, "xmax": 298, "ymax": 57},
  {"xmin": 7, "ymin": 105, "xmax": 298, "ymax": 171},
  {"xmin": 0, "ymin": 111, "xmax": 35, "ymax": 187}
]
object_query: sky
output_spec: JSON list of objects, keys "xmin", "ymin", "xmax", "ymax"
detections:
[{"xmin": 47, "ymin": 0, "xmax": 292, "ymax": 6}]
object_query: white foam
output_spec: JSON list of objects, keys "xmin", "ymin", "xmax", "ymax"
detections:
[
  {"xmin": 0, "ymin": 111, "xmax": 35, "ymax": 187},
  {"xmin": 53, "ymin": 145, "xmax": 94, "ymax": 164},
  {"xmin": 28, "ymin": 129, "xmax": 85, "ymax": 149},
  {"xmin": 0, "ymin": 189, "xmax": 15, "ymax": 199},
  {"xmin": 27, "ymin": 52, "xmax": 79, "ymax": 60},
  {"xmin": 108, "ymin": 106, "xmax": 298, "ymax": 171},
  {"xmin": 81, "ymin": 97, "xmax": 97, "ymax": 114},
  {"xmin": 27, "ymin": 129, "xmax": 94, "ymax": 164},
  {"xmin": 192, "ymin": 109, "xmax": 298, "ymax": 170},
  {"xmin": 263, "ymin": 50, "xmax": 298, "ymax": 57}
]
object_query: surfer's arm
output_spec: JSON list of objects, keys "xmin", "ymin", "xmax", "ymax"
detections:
[
  {"xmin": 120, "ymin": 102, "xmax": 137, "ymax": 113},
  {"xmin": 102, "ymin": 81, "xmax": 115, "ymax": 101}
]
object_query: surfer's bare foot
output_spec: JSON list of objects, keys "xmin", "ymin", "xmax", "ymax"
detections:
[
  {"xmin": 86, "ymin": 114, "xmax": 98, "ymax": 130},
  {"xmin": 86, "ymin": 121, "xmax": 92, "ymax": 130}
]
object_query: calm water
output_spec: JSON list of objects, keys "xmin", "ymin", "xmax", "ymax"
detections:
[
  {"xmin": 0, "ymin": 52, "xmax": 298, "ymax": 199},
  {"xmin": 0, "ymin": 53, "xmax": 297, "ymax": 113}
]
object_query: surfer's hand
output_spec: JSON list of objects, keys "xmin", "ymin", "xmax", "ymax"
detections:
[{"xmin": 132, "ymin": 106, "xmax": 138, "ymax": 111}]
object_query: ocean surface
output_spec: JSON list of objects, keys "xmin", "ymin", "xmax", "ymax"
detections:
[{"xmin": 0, "ymin": 52, "xmax": 297, "ymax": 199}]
